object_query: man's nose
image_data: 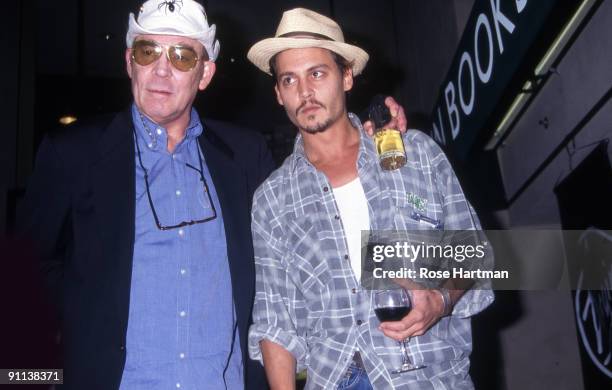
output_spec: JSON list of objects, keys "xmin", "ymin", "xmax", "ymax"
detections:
[
  {"xmin": 297, "ymin": 80, "xmax": 313, "ymax": 99},
  {"xmin": 153, "ymin": 50, "xmax": 172, "ymax": 77}
]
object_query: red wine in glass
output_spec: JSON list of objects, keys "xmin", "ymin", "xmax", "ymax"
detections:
[
  {"xmin": 374, "ymin": 289, "xmax": 426, "ymax": 373},
  {"xmin": 374, "ymin": 306, "xmax": 410, "ymax": 322}
]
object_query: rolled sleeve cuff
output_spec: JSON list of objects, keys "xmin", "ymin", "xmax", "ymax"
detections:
[
  {"xmin": 248, "ymin": 324, "xmax": 309, "ymax": 372},
  {"xmin": 452, "ymin": 289, "xmax": 494, "ymax": 318}
]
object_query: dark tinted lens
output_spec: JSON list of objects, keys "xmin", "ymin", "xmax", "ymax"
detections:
[
  {"xmin": 132, "ymin": 41, "xmax": 162, "ymax": 66},
  {"xmin": 168, "ymin": 46, "xmax": 198, "ymax": 71}
]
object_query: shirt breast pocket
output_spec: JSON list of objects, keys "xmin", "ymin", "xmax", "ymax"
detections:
[
  {"xmin": 281, "ymin": 216, "xmax": 332, "ymax": 297},
  {"xmin": 393, "ymin": 203, "xmax": 444, "ymax": 231}
]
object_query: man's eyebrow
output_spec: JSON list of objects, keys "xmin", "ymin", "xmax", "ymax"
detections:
[
  {"xmin": 307, "ymin": 63, "xmax": 331, "ymax": 72},
  {"xmin": 278, "ymin": 63, "xmax": 331, "ymax": 78},
  {"xmin": 277, "ymin": 70, "xmax": 296, "ymax": 79}
]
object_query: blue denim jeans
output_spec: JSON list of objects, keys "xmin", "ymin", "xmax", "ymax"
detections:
[{"xmin": 337, "ymin": 361, "xmax": 373, "ymax": 390}]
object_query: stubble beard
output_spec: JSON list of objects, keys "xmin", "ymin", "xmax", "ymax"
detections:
[
  {"xmin": 302, "ymin": 116, "xmax": 334, "ymax": 134},
  {"xmin": 299, "ymin": 109, "xmax": 344, "ymax": 134}
]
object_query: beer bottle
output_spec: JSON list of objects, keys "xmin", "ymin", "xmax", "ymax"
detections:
[{"xmin": 369, "ymin": 95, "xmax": 406, "ymax": 170}]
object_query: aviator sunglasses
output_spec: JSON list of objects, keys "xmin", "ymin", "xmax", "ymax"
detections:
[{"xmin": 131, "ymin": 39, "xmax": 206, "ymax": 72}]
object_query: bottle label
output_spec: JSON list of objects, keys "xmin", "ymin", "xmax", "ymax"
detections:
[{"xmin": 374, "ymin": 129, "xmax": 406, "ymax": 170}]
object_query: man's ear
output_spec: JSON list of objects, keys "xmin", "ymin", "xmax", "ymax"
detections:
[
  {"xmin": 274, "ymin": 83, "xmax": 285, "ymax": 106},
  {"xmin": 343, "ymin": 67, "xmax": 354, "ymax": 92},
  {"xmin": 125, "ymin": 48, "xmax": 133, "ymax": 78},
  {"xmin": 198, "ymin": 61, "xmax": 216, "ymax": 91}
]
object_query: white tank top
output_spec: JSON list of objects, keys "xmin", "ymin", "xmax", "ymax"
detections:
[{"xmin": 333, "ymin": 177, "xmax": 370, "ymax": 282}]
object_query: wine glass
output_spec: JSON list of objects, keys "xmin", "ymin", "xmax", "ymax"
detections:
[{"xmin": 374, "ymin": 289, "xmax": 426, "ymax": 373}]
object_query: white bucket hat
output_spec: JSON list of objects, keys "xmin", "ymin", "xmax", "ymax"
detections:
[
  {"xmin": 126, "ymin": 0, "xmax": 220, "ymax": 61},
  {"xmin": 247, "ymin": 8, "xmax": 369, "ymax": 76}
]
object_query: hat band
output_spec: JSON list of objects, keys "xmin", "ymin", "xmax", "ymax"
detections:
[{"xmin": 278, "ymin": 31, "xmax": 335, "ymax": 41}]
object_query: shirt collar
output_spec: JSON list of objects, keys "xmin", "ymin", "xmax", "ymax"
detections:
[
  {"xmin": 289, "ymin": 112, "xmax": 377, "ymax": 172},
  {"xmin": 131, "ymin": 103, "xmax": 203, "ymax": 152}
]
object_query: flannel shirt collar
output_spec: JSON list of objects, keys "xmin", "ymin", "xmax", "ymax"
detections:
[{"xmin": 289, "ymin": 112, "xmax": 377, "ymax": 173}]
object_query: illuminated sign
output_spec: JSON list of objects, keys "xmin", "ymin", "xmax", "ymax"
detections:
[{"xmin": 430, "ymin": 0, "xmax": 557, "ymax": 159}]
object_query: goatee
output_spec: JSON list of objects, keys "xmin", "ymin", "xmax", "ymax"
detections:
[{"xmin": 302, "ymin": 116, "xmax": 335, "ymax": 134}]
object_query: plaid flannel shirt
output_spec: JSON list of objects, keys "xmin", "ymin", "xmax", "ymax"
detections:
[{"xmin": 249, "ymin": 114, "xmax": 494, "ymax": 389}]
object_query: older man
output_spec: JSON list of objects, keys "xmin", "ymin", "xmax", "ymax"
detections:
[
  {"xmin": 247, "ymin": 8, "xmax": 494, "ymax": 390},
  {"xmin": 19, "ymin": 1, "xmax": 274, "ymax": 389},
  {"xmin": 19, "ymin": 1, "xmax": 405, "ymax": 389}
]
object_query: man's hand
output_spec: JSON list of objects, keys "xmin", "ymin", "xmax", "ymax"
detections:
[
  {"xmin": 363, "ymin": 96, "xmax": 408, "ymax": 136},
  {"xmin": 378, "ymin": 289, "xmax": 445, "ymax": 341}
]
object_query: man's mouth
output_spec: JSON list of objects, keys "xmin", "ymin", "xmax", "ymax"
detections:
[
  {"xmin": 300, "ymin": 105, "xmax": 321, "ymax": 114},
  {"xmin": 297, "ymin": 100, "xmax": 325, "ymax": 116},
  {"xmin": 148, "ymin": 88, "xmax": 172, "ymax": 96}
]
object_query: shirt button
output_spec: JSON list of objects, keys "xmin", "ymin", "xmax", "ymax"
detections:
[
  {"xmin": 334, "ymin": 215, "xmax": 340, "ymax": 220},
  {"xmin": 344, "ymin": 255, "xmax": 349, "ymax": 260},
  {"xmin": 119, "ymin": 345, "xmax": 126, "ymax": 351},
  {"xmin": 176, "ymin": 190, "xmax": 181, "ymax": 196},
  {"xmin": 352, "ymin": 288, "xmax": 357, "ymax": 294},
  {"xmin": 179, "ymin": 353, "xmax": 185, "ymax": 359},
  {"xmin": 156, "ymin": 128, "xmax": 162, "ymax": 135},
  {"xmin": 176, "ymin": 383, "xmax": 181, "ymax": 388},
  {"xmin": 180, "ymin": 311, "xmax": 186, "ymax": 317},
  {"xmin": 323, "ymin": 186, "xmax": 329, "ymax": 192},
  {"xmin": 356, "ymin": 319, "xmax": 363, "ymax": 326},
  {"xmin": 178, "ymin": 229, "xmax": 185, "ymax": 237},
  {"xmin": 147, "ymin": 143, "xmax": 153, "ymax": 149},
  {"xmin": 180, "ymin": 269, "xmax": 186, "ymax": 275}
]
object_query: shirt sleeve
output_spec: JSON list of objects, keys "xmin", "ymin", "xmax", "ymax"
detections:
[
  {"xmin": 451, "ymin": 288, "xmax": 495, "ymax": 318},
  {"xmin": 420, "ymin": 133, "xmax": 495, "ymax": 318},
  {"xmin": 248, "ymin": 189, "xmax": 309, "ymax": 372}
]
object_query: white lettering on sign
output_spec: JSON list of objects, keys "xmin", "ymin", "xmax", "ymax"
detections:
[
  {"xmin": 445, "ymin": 82, "xmax": 461, "ymax": 139},
  {"xmin": 458, "ymin": 52, "xmax": 475, "ymax": 115},
  {"xmin": 475, "ymin": 13, "xmax": 494, "ymax": 83},
  {"xmin": 490, "ymin": 0, "xmax": 516, "ymax": 55},
  {"xmin": 432, "ymin": 0, "xmax": 528, "ymax": 146}
]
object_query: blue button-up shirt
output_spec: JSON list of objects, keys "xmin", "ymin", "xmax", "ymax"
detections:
[{"xmin": 120, "ymin": 104, "xmax": 242, "ymax": 390}]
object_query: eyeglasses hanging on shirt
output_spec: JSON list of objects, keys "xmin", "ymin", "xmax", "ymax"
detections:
[{"xmin": 133, "ymin": 128, "xmax": 217, "ymax": 231}]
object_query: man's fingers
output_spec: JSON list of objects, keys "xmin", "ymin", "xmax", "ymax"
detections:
[
  {"xmin": 364, "ymin": 96, "xmax": 407, "ymax": 136},
  {"xmin": 380, "ymin": 322, "xmax": 423, "ymax": 341},
  {"xmin": 385, "ymin": 117, "xmax": 400, "ymax": 130},
  {"xmin": 379, "ymin": 320, "xmax": 407, "ymax": 332},
  {"xmin": 383, "ymin": 96, "xmax": 408, "ymax": 133},
  {"xmin": 363, "ymin": 120, "xmax": 375, "ymax": 136},
  {"xmin": 378, "ymin": 310, "xmax": 421, "ymax": 332},
  {"xmin": 380, "ymin": 328, "xmax": 408, "ymax": 341},
  {"xmin": 384, "ymin": 96, "xmax": 399, "ymax": 117},
  {"xmin": 396, "ymin": 105, "xmax": 407, "ymax": 131},
  {"xmin": 378, "ymin": 307, "xmax": 433, "ymax": 340}
]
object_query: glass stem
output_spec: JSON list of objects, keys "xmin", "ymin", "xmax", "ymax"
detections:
[{"xmin": 399, "ymin": 339, "xmax": 411, "ymax": 366}]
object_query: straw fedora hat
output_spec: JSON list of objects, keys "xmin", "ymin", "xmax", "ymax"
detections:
[{"xmin": 247, "ymin": 8, "xmax": 369, "ymax": 76}]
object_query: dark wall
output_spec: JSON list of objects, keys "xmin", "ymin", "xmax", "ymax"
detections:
[
  {"xmin": 0, "ymin": 1, "xmax": 20, "ymax": 234},
  {"xmin": 1, "ymin": 0, "xmax": 34, "ymax": 234},
  {"xmin": 28, "ymin": 0, "xmax": 468, "ymax": 171}
]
